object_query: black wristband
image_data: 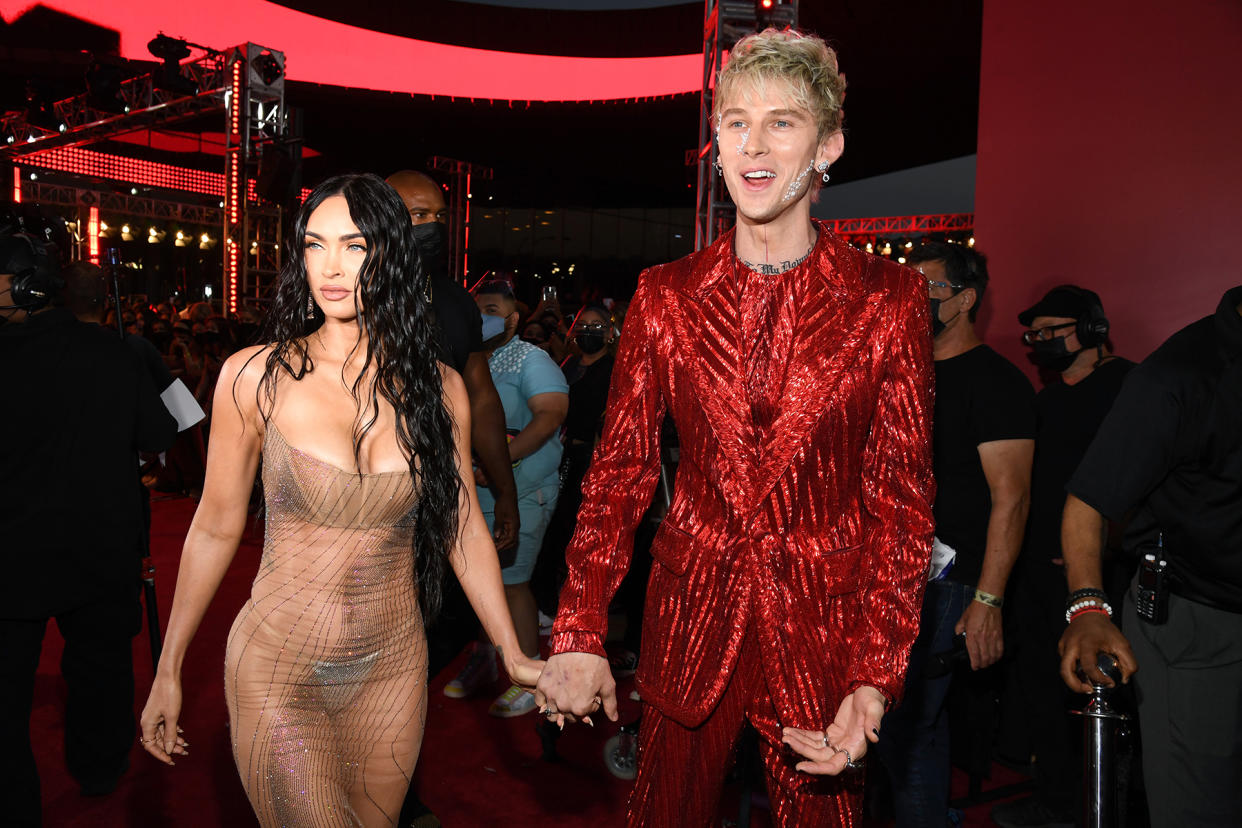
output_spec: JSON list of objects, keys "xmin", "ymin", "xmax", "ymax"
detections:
[{"xmin": 1065, "ymin": 587, "xmax": 1107, "ymax": 612}]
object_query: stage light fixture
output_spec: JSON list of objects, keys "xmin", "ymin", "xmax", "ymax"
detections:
[
  {"xmin": 148, "ymin": 34, "xmax": 200, "ymax": 98},
  {"xmin": 86, "ymin": 60, "xmax": 130, "ymax": 114},
  {"xmin": 252, "ymin": 50, "xmax": 284, "ymax": 86},
  {"xmin": 24, "ymin": 83, "xmax": 65, "ymax": 132}
]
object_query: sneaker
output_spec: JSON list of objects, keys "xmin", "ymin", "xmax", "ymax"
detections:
[
  {"xmin": 488, "ymin": 684, "xmax": 537, "ymax": 718},
  {"xmin": 538, "ymin": 610, "xmax": 555, "ymax": 636},
  {"xmin": 990, "ymin": 795, "xmax": 1076, "ymax": 828},
  {"xmin": 609, "ymin": 649, "xmax": 639, "ymax": 678},
  {"xmin": 443, "ymin": 643, "xmax": 497, "ymax": 699}
]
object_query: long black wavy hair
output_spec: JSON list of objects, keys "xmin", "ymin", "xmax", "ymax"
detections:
[{"xmin": 250, "ymin": 172, "xmax": 460, "ymax": 624}]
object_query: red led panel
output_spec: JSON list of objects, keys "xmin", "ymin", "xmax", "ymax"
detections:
[
  {"xmin": 12, "ymin": 166, "xmax": 21, "ymax": 203},
  {"xmin": 463, "ymin": 170, "xmax": 472, "ymax": 285},
  {"xmin": 23, "ymin": 146, "xmax": 224, "ymax": 197},
  {"xmin": 87, "ymin": 205, "xmax": 99, "ymax": 264},
  {"xmin": 19, "ymin": 145, "xmax": 312, "ymax": 202},
  {"xmin": 228, "ymin": 239, "xmax": 239, "ymax": 314},
  {"xmin": 0, "ymin": 0, "xmax": 699, "ymax": 102}
]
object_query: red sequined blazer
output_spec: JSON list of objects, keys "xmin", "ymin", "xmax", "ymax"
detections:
[{"xmin": 549, "ymin": 224, "xmax": 935, "ymax": 728}]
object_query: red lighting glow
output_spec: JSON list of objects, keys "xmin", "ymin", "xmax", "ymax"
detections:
[
  {"xmin": 225, "ymin": 56, "xmax": 244, "ymax": 316},
  {"xmin": 0, "ymin": 0, "xmax": 699, "ymax": 102},
  {"xmin": 762, "ymin": 0, "xmax": 774, "ymax": 8},
  {"xmin": 228, "ymin": 239, "xmax": 239, "ymax": 314},
  {"xmin": 12, "ymin": 166, "xmax": 21, "ymax": 203},
  {"xmin": 18, "ymin": 145, "xmax": 310, "ymax": 202},
  {"xmin": 463, "ymin": 171, "xmax": 472, "ymax": 286},
  {"xmin": 87, "ymin": 205, "xmax": 99, "ymax": 264},
  {"xmin": 24, "ymin": 146, "xmax": 222, "ymax": 195}
]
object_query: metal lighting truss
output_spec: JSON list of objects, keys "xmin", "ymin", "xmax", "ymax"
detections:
[
  {"xmin": 1, "ymin": 55, "xmax": 229, "ymax": 152},
  {"xmin": 20, "ymin": 178, "xmax": 222, "ymax": 225},
  {"xmin": 693, "ymin": 0, "xmax": 798, "ymax": 250},
  {"xmin": 827, "ymin": 213, "xmax": 975, "ymax": 237},
  {"xmin": 429, "ymin": 155, "xmax": 494, "ymax": 286},
  {"xmin": 2, "ymin": 42, "xmax": 287, "ymax": 314}
]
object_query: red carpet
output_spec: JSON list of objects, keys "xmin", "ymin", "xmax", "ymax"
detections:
[{"xmin": 32, "ymin": 495, "xmax": 1026, "ymax": 826}]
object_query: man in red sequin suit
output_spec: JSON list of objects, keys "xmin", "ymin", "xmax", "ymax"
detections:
[{"xmin": 534, "ymin": 29, "xmax": 935, "ymax": 826}]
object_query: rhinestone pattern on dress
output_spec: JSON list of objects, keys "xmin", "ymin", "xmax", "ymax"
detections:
[{"xmin": 224, "ymin": 422, "xmax": 426, "ymax": 826}]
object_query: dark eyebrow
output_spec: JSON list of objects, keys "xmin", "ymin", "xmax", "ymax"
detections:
[{"xmin": 303, "ymin": 231, "xmax": 365, "ymax": 241}]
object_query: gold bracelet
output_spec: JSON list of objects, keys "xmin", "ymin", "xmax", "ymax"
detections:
[{"xmin": 973, "ymin": 588, "xmax": 1003, "ymax": 608}]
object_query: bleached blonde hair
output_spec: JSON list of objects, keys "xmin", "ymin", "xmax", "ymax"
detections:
[{"xmin": 714, "ymin": 28, "xmax": 846, "ymax": 140}]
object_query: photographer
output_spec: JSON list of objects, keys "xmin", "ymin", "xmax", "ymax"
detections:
[
  {"xmin": 0, "ymin": 210, "xmax": 176, "ymax": 826},
  {"xmin": 1059, "ymin": 286, "xmax": 1242, "ymax": 827}
]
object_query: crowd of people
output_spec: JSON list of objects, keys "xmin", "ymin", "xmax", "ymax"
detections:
[{"xmin": 1, "ymin": 24, "xmax": 1239, "ymax": 828}]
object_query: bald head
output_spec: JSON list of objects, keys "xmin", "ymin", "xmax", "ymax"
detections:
[{"xmin": 386, "ymin": 170, "xmax": 448, "ymax": 225}]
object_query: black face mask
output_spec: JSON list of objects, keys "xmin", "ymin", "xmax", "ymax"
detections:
[
  {"xmin": 410, "ymin": 221, "xmax": 447, "ymax": 278},
  {"xmin": 575, "ymin": 332, "xmax": 607, "ymax": 355},
  {"xmin": 1028, "ymin": 336, "xmax": 1080, "ymax": 373},
  {"xmin": 929, "ymin": 297, "xmax": 962, "ymax": 338}
]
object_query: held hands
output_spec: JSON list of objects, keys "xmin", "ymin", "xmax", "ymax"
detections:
[
  {"xmin": 782, "ymin": 685, "xmax": 885, "ymax": 776},
  {"xmin": 533, "ymin": 652, "xmax": 619, "ymax": 729},
  {"xmin": 502, "ymin": 648, "xmax": 545, "ymax": 694},
  {"xmin": 955, "ymin": 600, "xmax": 1003, "ymax": 669},
  {"xmin": 1058, "ymin": 612, "xmax": 1138, "ymax": 693},
  {"xmin": 139, "ymin": 673, "xmax": 190, "ymax": 766}
]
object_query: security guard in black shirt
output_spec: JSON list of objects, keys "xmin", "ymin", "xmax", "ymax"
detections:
[
  {"xmin": 0, "ymin": 210, "xmax": 177, "ymax": 825},
  {"xmin": 1059, "ymin": 285, "xmax": 1242, "ymax": 827}
]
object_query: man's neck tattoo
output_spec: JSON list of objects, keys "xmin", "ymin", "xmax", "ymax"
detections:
[{"xmin": 742, "ymin": 248, "xmax": 812, "ymax": 275}]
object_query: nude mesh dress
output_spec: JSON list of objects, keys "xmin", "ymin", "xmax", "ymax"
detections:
[{"xmin": 224, "ymin": 422, "xmax": 427, "ymax": 826}]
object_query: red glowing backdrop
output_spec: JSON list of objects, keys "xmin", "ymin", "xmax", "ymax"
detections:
[
  {"xmin": 0, "ymin": 0, "xmax": 700, "ymax": 101},
  {"xmin": 973, "ymin": 0, "xmax": 1242, "ymax": 379}
]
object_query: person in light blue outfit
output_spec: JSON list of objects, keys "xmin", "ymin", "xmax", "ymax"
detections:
[{"xmin": 443, "ymin": 280, "xmax": 569, "ymax": 718}]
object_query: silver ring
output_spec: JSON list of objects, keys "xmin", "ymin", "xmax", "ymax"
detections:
[{"xmin": 820, "ymin": 733, "xmax": 828, "ymax": 748}]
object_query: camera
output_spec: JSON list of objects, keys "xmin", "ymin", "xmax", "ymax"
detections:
[{"xmin": 542, "ymin": 285, "xmax": 558, "ymax": 303}]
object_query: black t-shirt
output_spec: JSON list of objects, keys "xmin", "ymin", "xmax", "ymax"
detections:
[
  {"xmin": 1069, "ymin": 287, "xmax": 1242, "ymax": 611},
  {"xmin": 1027, "ymin": 358, "xmax": 1134, "ymax": 558},
  {"xmin": 933, "ymin": 344, "xmax": 1036, "ymax": 587},
  {"xmin": 562, "ymin": 353, "xmax": 615, "ymax": 444},
  {"xmin": 428, "ymin": 273, "xmax": 483, "ymax": 375}
]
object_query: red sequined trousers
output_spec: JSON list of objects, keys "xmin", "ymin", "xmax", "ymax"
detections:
[{"xmin": 629, "ymin": 621, "xmax": 864, "ymax": 827}]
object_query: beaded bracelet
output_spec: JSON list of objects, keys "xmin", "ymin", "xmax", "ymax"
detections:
[
  {"xmin": 1069, "ymin": 605, "xmax": 1110, "ymax": 623},
  {"xmin": 973, "ymin": 588, "xmax": 1004, "ymax": 609},
  {"xmin": 1065, "ymin": 597, "xmax": 1113, "ymax": 624}
]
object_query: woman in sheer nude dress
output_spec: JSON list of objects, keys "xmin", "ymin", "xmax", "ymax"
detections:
[{"xmin": 139, "ymin": 173, "xmax": 541, "ymax": 826}]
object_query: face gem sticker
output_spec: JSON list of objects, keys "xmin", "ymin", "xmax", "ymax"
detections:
[
  {"xmin": 736, "ymin": 128, "xmax": 750, "ymax": 154},
  {"xmin": 782, "ymin": 161, "xmax": 815, "ymax": 202}
]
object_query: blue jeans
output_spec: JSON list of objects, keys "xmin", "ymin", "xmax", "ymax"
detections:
[{"xmin": 875, "ymin": 578, "xmax": 973, "ymax": 828}]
